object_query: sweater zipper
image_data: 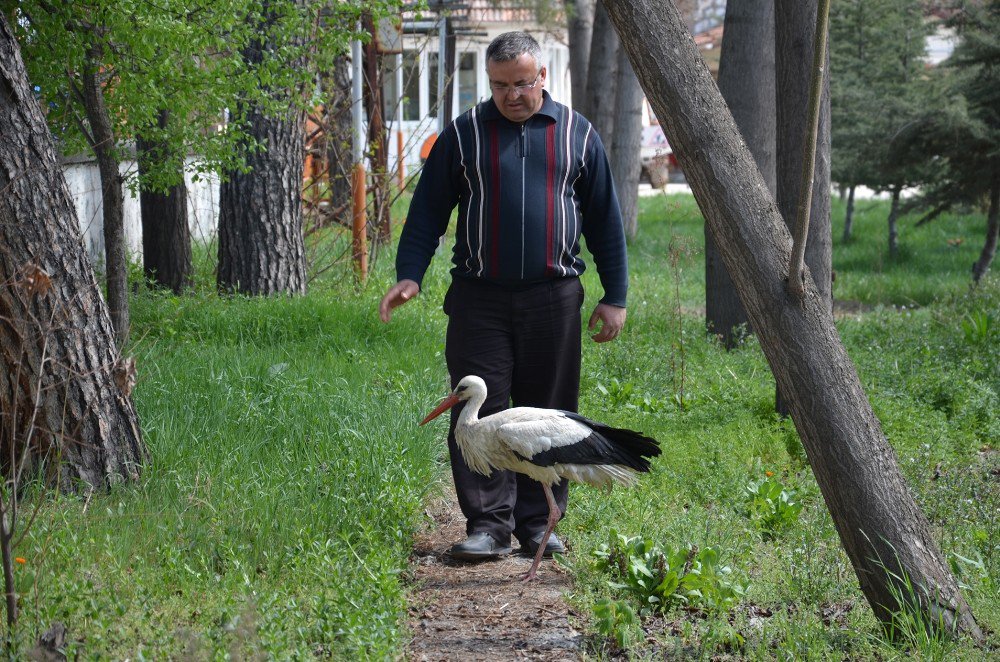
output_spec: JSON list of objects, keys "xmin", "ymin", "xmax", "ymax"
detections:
[{"xmin": 519, "ymin": 123, "xmax": 527, "ymax": 158}]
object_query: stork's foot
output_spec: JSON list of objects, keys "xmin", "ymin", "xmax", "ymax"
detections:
[{"xmin": 521, "ymin": 569, "xmax": 541, "ymax": 582}]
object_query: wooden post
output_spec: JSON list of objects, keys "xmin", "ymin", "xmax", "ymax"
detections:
[
  {"xmin": 351, "ymin": 35, "xmax": 367, "ymax": 282},
  {"xmin": 397, "ymin": 129, "xmax": 405, "ymax": 190}
]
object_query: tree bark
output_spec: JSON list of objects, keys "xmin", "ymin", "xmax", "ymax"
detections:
[
  {"xmin": 137, "ymin": 109, "xmax": 193, "ymax": 293},
  {"xmin": 604, "ymin": 0, "xmax": 982, "ymax": 641},
  {"xmin": 706, "ymin": 0, "xmax": 775, "ymax": 348},
  {"xmin": 843, "ymin": 184, "xmax": 855, "ymax": 242},
  {"xmin": 971, "ymin": 175, "xmax": 998, "ymax": 283},
  {"xmin": 566, "ymin": 0, "xmax": 595, "ymax": 111},
  {"xmin": 888, "ymin": 185, "xmax": 901, "ymax": 256},
  {"xmin": 774, "ymin": 0, "xmax": 832, "ymax": 415},
  {"xmin": 610, "ymin": 46, "xmax": 643, "ymax": 239},
  {"xmin": 218, "ymin": 4, "xmax": 307, "ymax": 296},
  {"xmin": 80, "ymin": 42, "xmax": 129, "ymax": 347},
  {"xmin": 364, "ymin": 16, "xmax": 390, "ymax": 245},
  {"xmin": 0, "ymin": 14, "xmax": 147, "ymax": 490},
  {"xmin": 584, "ymin": 2, "xmax": 619, "ymax": 142},
  {"xmin": 324, "ymin": 56, "xmax": 353, "ymax": 226}
]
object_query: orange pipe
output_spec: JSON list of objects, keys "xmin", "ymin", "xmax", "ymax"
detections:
[{"xmin": 352, "ymin": 162, "xmax": 368, "ymax": 282}]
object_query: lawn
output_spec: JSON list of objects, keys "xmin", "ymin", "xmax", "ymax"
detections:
[{"xmin": 9, "ymin": 192, "xmax": 997, "ymax": 659}]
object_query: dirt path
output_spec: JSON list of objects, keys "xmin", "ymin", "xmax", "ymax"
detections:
[{"xmin": 406, "ymin": 489, "xmax": 583, "ymax": 661}]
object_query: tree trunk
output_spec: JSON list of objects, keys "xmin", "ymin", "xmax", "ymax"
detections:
[
  {"xmin": 843, "ymin": 184, "xmax": 855, "ymax": 242},
  {"xmin": 604, "ymin": 0, "xmax": 982, "ymax": 641},
  {"xmin": 81, "ymin": 42, "xmax": 129, "ymax": 347},
  {"xmin": 888, "ymin": 185, "xmax": 901, "ymax": 256},
  {"xmin": 218, "ymin": 4, "xmax": 307, "ymax": 296},
  {"xmin": 0, "ymin": 14, "xmax": 146, "ymax": 490},
  {"xmin": 364, "ymin": 16, "xmax": 390, "ymax": 245},
  {"xmin": 610, "ymin": 46, "xmax": 643, "ymax": 239},
  {"xmin": 706, "ymin": 0, "xmax": 775, "ymax": 348},
  {"xmin": 566, "ymin": 0, "xmax": 595, "ymax": 112},
  {"xmin": 137, "ymin": 109, "xmax": 193, "ymax": 294},
  {"xmin": 971, "ymin": 175, "xmax": 998, "ymax": 283},
  {"xmin": 584, "ymin": 2, "xmax": 619, "ymax": 142},
  {"xmin": 775, "ymin": 0, "xmax": 832, "ymax": 415},
  {"xmin": 324, "ymin": 56, "xmax": 353, "ymax": 226}
]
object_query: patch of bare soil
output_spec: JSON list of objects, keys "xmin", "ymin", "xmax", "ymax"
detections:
[{"xmin": 405, "ymin": 489, "xmax": 582, "ymax": 661}]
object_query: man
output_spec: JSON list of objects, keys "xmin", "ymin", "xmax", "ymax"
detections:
[{"xmin": 379, "ymin": 31, "xmax": 628, "ymax": 560}]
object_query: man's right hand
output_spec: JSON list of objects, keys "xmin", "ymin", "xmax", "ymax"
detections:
[{"xmin": 379, "ymin": 279, "xmax": 420, "ymax": 323}]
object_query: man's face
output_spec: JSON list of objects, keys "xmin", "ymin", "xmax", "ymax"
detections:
[{"xmin": 487, "ymin": 54, "xmax": 546, "ymax": 123}]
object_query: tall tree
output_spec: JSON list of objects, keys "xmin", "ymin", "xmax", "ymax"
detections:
[
  {"xmin": 774, "ymin": 0, "xmax": 832, "ymax": 415},
  {"xmin": 566, "ymin": 0, "xmax": 595, "ymax": 110},
  {"xmin": 218, "ymin": 2, "xmax": 308, "ymax": 295},
  {"xmin": 705, "ymin": 0, "xmax": 775, "ymax": 347},
  {"xmin": 137, "ymin": 109, "xmax": 193, "ymax": 293},
  {"xmin": 583, "ymin": 1, "xmax": 619, "ymax": 141},
  {"xmin": 0, "ymin": 12, "xmax": 146, "ymax": 489},
  {"xmin": 609, "ymin": 46, "xmax": 643, "ymax": 239},
  {"xmin": 603, "ymin": 0, "xmax": 983, "ymax": 640},
  {"xmin": 323, "ymin": 55, "xmax": 353, "ymax": 225}
]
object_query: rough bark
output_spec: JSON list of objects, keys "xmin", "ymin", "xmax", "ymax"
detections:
[
  {"xmin": 610, "ymin": 46, "xmax": 643, "ymax": 239},
  {"xmin": 218, "ymin": 4, "xmax": 307, "ymax": 296},
  {"xmin": 584, "ymin": 2, "xmax": 619, "ymax": 141},
  {"xmin": 706, "ymin": 0, "xmax": 775, "ymax": 348},
  {"xmin": 137, "ymin": 109, "xmax": 193, "ymax": 293},
  {"xmin": 888, "ymin": 186, "xmax": 901, "ymax": 256},
  {"xmin": 324, "ymin": 56, "xmax": 353, "ymax": 226},
  {"xmin": 364, "ymin": 16, "xmax": 390, "ymax": 244},
  {"xmin": 843, "ymin": 184, "xmax": 855, "ymax": 242},
  {"xmin": 972, "ymin": 176, "xmax": 998, "ymax": 283},
  {"xmin": 774, "ymin": 0, "xmax": 832, "ymax": 415},
  {"xmin": 80, "ymin": 42, "xmax": 129, "ymax": 347},
  {"xmin": 775, "ymin": 0, "xmax": 832, "ymax": 305},
  {"xmin": 566, "ymin": 0, "xmax": 595, "ymax": 111},
  {"xmin": 0, "ymin": 15, "xmax": 147, "ymax": 491},
  {"xmin": 604, "ymin": 0, "xmax": 982, "ymax": 641}
]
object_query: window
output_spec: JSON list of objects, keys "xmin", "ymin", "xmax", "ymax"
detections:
[
  {"xmin": 458, "ymin": 52, "xmax": 477, "ymax": 112},
  {"xmin": 381, "ymin": 51, "xmax": 422, "ymax": 123}
]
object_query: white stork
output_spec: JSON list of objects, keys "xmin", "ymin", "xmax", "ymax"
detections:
[{"xmin": 420, "ymin": 375, "xmax": 662, "ymax": 581}]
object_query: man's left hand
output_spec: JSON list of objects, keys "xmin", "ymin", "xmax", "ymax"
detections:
[{"xmin": 588, "ymin": 303, "xmax": 626, "ymax": 343}]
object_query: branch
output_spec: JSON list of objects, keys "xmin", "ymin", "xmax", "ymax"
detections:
[{"xmin": 786, "ymin": 0, "xmax": 831, "ymax": 298}]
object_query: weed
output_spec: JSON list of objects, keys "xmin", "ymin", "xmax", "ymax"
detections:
[
  {"xmin": 744, "ymin": 474, "xmax": 804, "ymax": 539},
  {"xmin": 592, "ymin": 598, "xmax": 641, "ymax": 649}
]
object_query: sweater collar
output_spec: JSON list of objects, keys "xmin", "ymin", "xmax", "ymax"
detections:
[{"xmin": 480, "ymin": 90, "xmax": 560, "ymax": 123}]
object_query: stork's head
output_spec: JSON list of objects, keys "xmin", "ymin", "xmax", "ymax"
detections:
[{"xmin": 419, "ymin": 375, "xmax": 487, "ymax": 425}]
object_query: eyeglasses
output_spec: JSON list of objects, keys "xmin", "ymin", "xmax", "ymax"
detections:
[{"xmin": 490, "ymin": 72, "xmax": 541, "ymax": 98}]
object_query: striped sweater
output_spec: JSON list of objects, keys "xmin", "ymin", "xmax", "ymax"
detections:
[{"xmin": 396, "ymin": 91, "xmax": 628, "ymax": 307}]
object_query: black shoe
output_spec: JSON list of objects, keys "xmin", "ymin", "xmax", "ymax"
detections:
[
  {"xmin": 449, "ymin": 533, "xmax": 512, "ymax": 560},
  {"xmin": 522, "ymin": 532, "xmax": 566, "ymax": 557}
]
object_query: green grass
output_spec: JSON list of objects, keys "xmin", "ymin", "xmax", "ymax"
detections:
[{"xmin": 8, "ymin": 193, "xmax": 998, "ymax": 658}]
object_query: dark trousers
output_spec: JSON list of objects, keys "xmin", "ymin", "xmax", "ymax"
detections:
[{"xmin": 443, "ymin": 276, "xmax": 583, "ymax": 546}]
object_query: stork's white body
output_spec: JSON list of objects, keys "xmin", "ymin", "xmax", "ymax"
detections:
[{"xmin": 421, "ymin": 375, "xmax": 661, "ymax": 581}]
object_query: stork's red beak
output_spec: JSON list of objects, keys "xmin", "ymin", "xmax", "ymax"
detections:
[{"xmin": 420, "ymin": 394, "xmax": 461, "ymax": 425}]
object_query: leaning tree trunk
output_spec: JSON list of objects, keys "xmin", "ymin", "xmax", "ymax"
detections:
[
  {"xmin": 609, "ymin": 46, "xmax": 643, "ymax": 239},
  {"xmin": 137, "ymin": 109, "xmax": 193, "ymax": 293},
  {"xmin": 0, "ymin": 15, "xmax": 147, "ymax": 491},
  {"xmin": 584, "ymin": 2, "xmax": 619, "ymax": 141},
  {"xmin": 604, "ymin": 0, "xmax": 983, "ymax": 641},
  {"xmin": 218, "ymin": 6, "xmax": 307, "ymax": 296},
  {"xmin": 972, "ymin": 174, "xmax": 999, "ymax": 283},
  {"xmin": 81, "ymin": 41, "xmax": 129, "ymax": 347},
  {"xmin": 706, "ymin": 0, "xmax": 775, "ymax": 348},
  {"xmin": 566, "ymin": 0, "xmax": 595, "ymax": 111},
  {"xmin": 774, "ymin": 0, "xmax": 832, "ymax": 415}
]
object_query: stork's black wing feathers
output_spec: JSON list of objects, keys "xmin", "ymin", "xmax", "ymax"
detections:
[{"xmin": 525, "ymin": 411, "xmax": 661, "ymax": 472}]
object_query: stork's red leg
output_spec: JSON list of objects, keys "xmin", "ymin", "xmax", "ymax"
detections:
[{"xmin": 522, "ymin": 482, "xmax": 561, "ymax": 582}]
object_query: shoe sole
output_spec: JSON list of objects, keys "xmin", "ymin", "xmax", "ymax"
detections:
[{"xmin": 449, "ymin": 548, "xmax": 512, "ymax": 561}]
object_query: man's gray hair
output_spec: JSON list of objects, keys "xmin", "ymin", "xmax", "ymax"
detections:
[{"xmin": 486, "ymin": 31, "xmax": 542, "ymax": 70}]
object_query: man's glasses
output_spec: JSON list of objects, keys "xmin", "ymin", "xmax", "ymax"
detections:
[{"xmin": 490, "ymin": 72, "xmax": 541, "ymax": 98}]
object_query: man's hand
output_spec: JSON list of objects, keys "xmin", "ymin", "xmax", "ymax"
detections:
[
  {"xmin": 379, "ymin": 279, "xmax": 420, "ymax": 323},
  {"xmin": 588, "ymin": 303, "xmax": 626, "ymax": 343}
]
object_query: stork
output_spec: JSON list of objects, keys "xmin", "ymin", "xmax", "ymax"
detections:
[{"xmin": 420, "ymin": 375, "xmax": 661, "ymax": 581}]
